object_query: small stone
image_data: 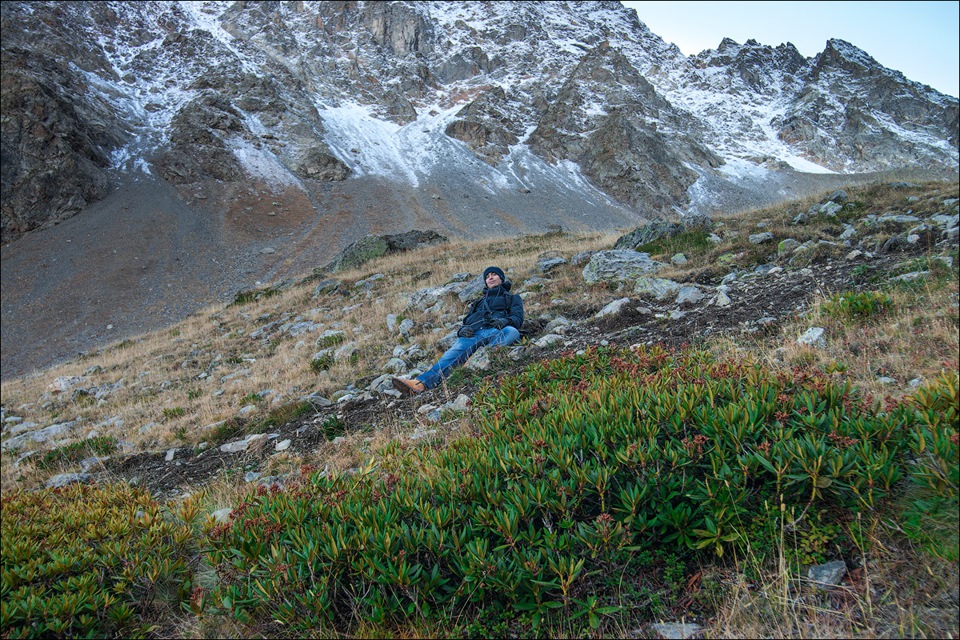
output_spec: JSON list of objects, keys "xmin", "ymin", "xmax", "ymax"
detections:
[
  {"xmin": 210, "ymin": 508, "xmax": 233, "ymax": 524},
  {"xmin": 534, "ymin": 334, "xmax": 564, "ymax": 348},
  {"xmin": 165, "ymin": 448, "xmax": 178, "ymax": 462},
  {"xmin": 807, "ymin": 560, "xmax": 847, "ymax": 590},
  {"xmin": 797, "ymin": 327, "xmax": 826, "ymax": 347},
  {"xmin": 714, "ymin": 291, "xmax": 731, "ymax": 307},
  {"xmin": 45, "ymin": 473, "xmax": 92, "ymax": 489},
  {"xmin": 647, "ymin": 622, "xmax": 704, "ymax": 639},
  {"xmin": 749, "ymin": 232, "xmax": 775, "ymax": 245},
  {"xmin": 275, "ymin": 439, "xmax": 291, "ymax": 452},
  {"xmin": 675, "ymin": 286, "xmax": 704, "ymax": 306}
]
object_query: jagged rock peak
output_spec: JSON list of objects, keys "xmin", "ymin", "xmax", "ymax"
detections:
[{"xmin": 0, "ymin": 0, "xmax": 956, "ymax": 242}]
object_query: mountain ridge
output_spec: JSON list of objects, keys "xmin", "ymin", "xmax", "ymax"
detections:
[
  {"xmin": 1, "ymin": 0, "xmax": 957, "ymax": 379},
  {"xmin": 2, "ymin": 0, "xmax": 957, "ymax": 241}
]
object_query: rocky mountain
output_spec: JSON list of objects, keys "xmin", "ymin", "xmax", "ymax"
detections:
[
  {"xmin": 2, "ymin": 0, "xmax": 957, "ymax": 242},
  {"xmin": 1, "ymin": 1, "xmax": 957, "ymax": 380}
]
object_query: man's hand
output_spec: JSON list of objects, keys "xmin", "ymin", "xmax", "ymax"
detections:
[
  {"xmin": 457, "ymin": 326, "xmax": 475, "ymax": 338},
  {"xmin": 490, "ymin": 318, "xmax": 509, "ymax": 330}
]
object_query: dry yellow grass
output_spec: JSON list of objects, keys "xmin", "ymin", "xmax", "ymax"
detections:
[{"xmin": 0, "ymin": 230, "xmax": 620, "ymax": 489}]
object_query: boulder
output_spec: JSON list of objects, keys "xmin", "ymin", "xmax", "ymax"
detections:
[
  {"xmin": 614, "ymin": 222, "xmax": 684, "ymax": 251},
  {"xmin": 583, "ymin": 250, "xmax": 665, "ymax": 284},
  {"xmin": 634, "ymin": 276, "xmax": 681, "ymax": 300},
  {"xmin": 595, "ymin": 298, "xmax": 632, "ymax": 318},
  {"xmin": 325, "ymin": 231, "xmax": 447, "ymax": 272}
]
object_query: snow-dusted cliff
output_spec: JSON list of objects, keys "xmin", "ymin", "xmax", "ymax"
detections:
[{"xmin": 2, "ymin": 0, "xmax": 957, "ymax": 240}]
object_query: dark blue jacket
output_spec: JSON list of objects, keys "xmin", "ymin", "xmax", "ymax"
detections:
[{"xmin": 461, "ymin": 282, "xmax": 524, "ymax": 332}]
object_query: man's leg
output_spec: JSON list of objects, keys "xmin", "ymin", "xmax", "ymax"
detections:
[
  {"xmin": 486, "ymin": 326, "xmax": 521, "ymax": 348},
  {"xmin": 417, "ymin": 334, "xmax": 481, "ymax": 389}
]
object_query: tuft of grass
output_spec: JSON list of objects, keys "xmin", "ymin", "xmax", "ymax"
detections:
[
  {"xmin": 821, "ymin": 291, "xmax": 892, "ymax": 321},
  {"xmin": 35, "ymin": 436, "xmax": 119, "ymax": 470}
]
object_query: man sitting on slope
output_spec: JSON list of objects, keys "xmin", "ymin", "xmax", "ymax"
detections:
[{"xmin": 392, "ymin": 266, "xmax": 524, "ymax": 395}]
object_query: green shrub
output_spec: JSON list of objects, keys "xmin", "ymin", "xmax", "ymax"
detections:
[
  {"xmin": 316, "ymin": 333, "xmax": 345, "ymax": 349},
  {"xmin": 209, "ymin": 417, "xmax": 247, "ymax": 445},
  {"xmin": 239, "ymin": 393, "xmax": 263, "ymax": 406},
  {"xmin": 310, "ymin": 354, "xmax": 334, "ymax": 373},
  {"xmin": 821, "ymin": 291, "xmax": 892, "ymax": 321},
  {"xmin": 636, "ymin": 229, "xmax": 711, "ymax": 259},
  {"xmin": 205, "ymin": 346, "xmax": 958, "ymax": 635},
  {"xmin": 257, "ymin": 401, "xmax": 314, "ymax": 432},
  {"xmin": 35, "ymin": 436, "xmax": 119, "ymax": 470},
  {"xmin": 1, "ymin": 483, "xmax": 195, "ymax": 638},
  {"xmin": 162, "ymin": 407, "xmax": 187, "ymax": 420},
  {"xmin": 231, "ymin": 286, "xmax": 281, "ymax": 306}
]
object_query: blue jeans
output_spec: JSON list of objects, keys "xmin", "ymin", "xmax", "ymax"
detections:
[{"xmin": 417, "ymin": 326, "xmax": 521, "ymax": 389}]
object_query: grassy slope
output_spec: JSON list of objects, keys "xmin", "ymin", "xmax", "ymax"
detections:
[{"xmin": 1, "ymin": 181, "xmax": 958, "ymax": 638}]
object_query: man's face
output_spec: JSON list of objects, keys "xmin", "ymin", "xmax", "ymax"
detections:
[{"xmin": 485, "ymin": 272, "xmax": 503, "ymax": 288}]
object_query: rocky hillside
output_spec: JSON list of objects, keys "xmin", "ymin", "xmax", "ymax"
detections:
[
  {"xmin": 3, "ymin": 180, "xmax": 957, "ymax": 498},
  {"xmin": 1, "ymin": 180, "xmax": 958, "ymax": 639}
]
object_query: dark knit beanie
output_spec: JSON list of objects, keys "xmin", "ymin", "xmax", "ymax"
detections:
[{"xmin": 483, "ymin": 266, "xmax": 506, "ymax": 282}]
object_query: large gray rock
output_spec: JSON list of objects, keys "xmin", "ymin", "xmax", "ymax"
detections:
[
  {"xmin": 583, "ymin": 250, "xmax": 666, "ymax": 284},
  {"xmin": 326, "ymin": 231, "xmax": 447, "ymax": 272}
]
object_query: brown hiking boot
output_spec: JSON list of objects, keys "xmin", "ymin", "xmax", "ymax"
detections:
[{"xmin": 392, "ymin": 377, "xmax": 425, "ymax": 396}]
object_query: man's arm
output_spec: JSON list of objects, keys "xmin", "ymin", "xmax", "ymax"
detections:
[{"xmin": 508, "ymin": 293, "xmax": 524, "ymax": 329}]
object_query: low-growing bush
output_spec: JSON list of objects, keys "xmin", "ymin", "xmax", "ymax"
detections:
[
  {"xmin": 256, "ymin": 401, "xmax": 315, "ymax": 432},
  {"xmin": 636, "ymin": 229, "xmax": 712, "ymax": 259},
  {"xmin": 163, "ymin": 407, "xmax": 187, "ymax": 420},
  {"xmin": 821, "ymin": 290, "xmax": 892, "ymax": 321},
  {"xmin": 35, "ymin": 436, "xmax": 119, "ymax": 470},
  {"xmin": 204, "ymin": 346, "xmax": 958, "ymax": 635},
  {"xmin": 209, "ymin": 417, "xmax": 247, "ymax": 445},
  {"xmin": 310, "ymin": 354, "xmax": 334, "ymax": 373},
  {"xmin": 1, "ymin": 483, "xmax": 195, "ymax": 638},
  {"xmin": 231, "ymin": 286, "xmax": 282, "ymax": 306}
]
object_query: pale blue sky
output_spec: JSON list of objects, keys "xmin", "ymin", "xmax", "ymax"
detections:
[{"xmin": 621, "ymin": 1, "xmax": 959, "ymax": 97}]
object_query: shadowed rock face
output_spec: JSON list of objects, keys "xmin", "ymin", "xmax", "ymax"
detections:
[{"xmin": 0, "ymin": 48, "xmax": 121, "ymax": 240}]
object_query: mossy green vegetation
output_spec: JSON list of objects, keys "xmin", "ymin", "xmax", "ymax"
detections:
[
  {"xmin": 821, "ymin": 291, "xmax": 893, "ymax": 321},
  {"xmin": 202, "ymin": 346, "xmax": 958, "ymax": 635},
  {"xmin": 34, "ymin": 436, "xmax": 118, "ymax": 471},
  {"xmin": 1, "ymin": 483, "xmax": 195, "ymax": 638}
]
